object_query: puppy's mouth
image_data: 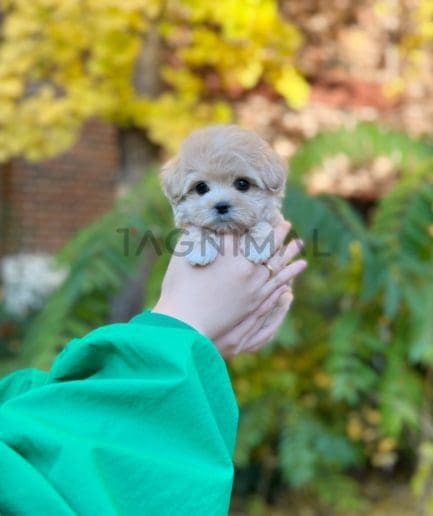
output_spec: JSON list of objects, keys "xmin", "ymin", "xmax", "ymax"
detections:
[
  {"xmin": 214, "ymin": 212, "xmax": 232, "ymax": 222},
  {"xmin": 206, "ymin": 214, "xmax": 248, "ymax": 233}
]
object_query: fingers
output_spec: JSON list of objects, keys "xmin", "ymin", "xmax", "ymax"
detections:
[
  {"xmin": 246, "ymin": 290, "xmax": 294, "ymax": 352},
  {"xmin": 252, "ymin": 220, "xmax": 293, "ymax": 284},
  {"xmin": 268, "ymin": 238, "xmax": 304, "ymax": 273},
  {"xmin": 272, "ymin": 220, "xmax": 292, "ymax": 250},
  {"xmin": 241, "ymin": 285, "xmax": 289, "ymax": 338},
  {"xmin": 236, "ymin": 285, "xmax": 292, "ymax": 352},
  {"xmin": 263, "ymin": 259, "xmax": 307, "ymax": 298},
  {"xmin": 218, "ymin": 284, "xmax": 288, "ymax": 343},
  {"xmin": 254, "ymin": 284, "xmax": 289, "ymax": 318},
  {"xmin": 214, "ymin": 284, "xmax": 290, "ymax": 357},
  {"xmin": 277, "ymin": 289, "xmax": 294, "ymax": 310}
]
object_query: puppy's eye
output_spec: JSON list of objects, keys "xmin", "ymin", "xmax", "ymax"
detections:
[
  {"xmin": 233, "ymin": 178, "xmax": 251, "ymax": 192},
  {"xmin": 195, "ymin": 181, "xmax": 209, "ymax": 195}
]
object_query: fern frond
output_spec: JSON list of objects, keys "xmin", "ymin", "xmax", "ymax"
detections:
[
  {"xmin": 283, "ymin": 186, "xmax": 370, "ymax": 265},
  {"xmin": 371, "ymin": 162, "xmax": 433, "ymax": 316},
  {"xmin": 14, "ymin": 171, "xmax": 172, "ymax": 372}
]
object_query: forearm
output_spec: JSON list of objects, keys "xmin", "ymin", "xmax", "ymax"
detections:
[{"xmin": 0, "ymin": 311, "xmax": 238, "ymax": 515}]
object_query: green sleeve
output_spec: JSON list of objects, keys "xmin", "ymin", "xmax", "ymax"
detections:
[{"xmin": 0, "ymin": 311, "xmax": 239, "ymax": 516}]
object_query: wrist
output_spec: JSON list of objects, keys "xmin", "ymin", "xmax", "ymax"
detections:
[{"xmin": 152, "ymin": 299, "xmax": 208, "ymax": 338}]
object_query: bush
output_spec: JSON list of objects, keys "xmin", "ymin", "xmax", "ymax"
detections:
[{"xmin": 230, "ymin": 123, "xmax": 433, "ymax": 510}]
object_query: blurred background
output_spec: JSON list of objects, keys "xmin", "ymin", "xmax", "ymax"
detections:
[{"xmin": 0, "ymin": 0, "xmax": 432, "ymax": 514}]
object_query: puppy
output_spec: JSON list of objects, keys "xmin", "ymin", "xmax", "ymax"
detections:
[{"xmin": 160, "ymin": 124, "xmax": 287, "ymax": 265}]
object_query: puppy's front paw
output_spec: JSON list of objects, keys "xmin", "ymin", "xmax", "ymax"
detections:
[
  {"xmin": 185, "ymin": 240, "xmax": 218, "ymax": 266},
  {"xmin": 240, "ymin": 236, "xmax": 273, "ymax": 263},
  {"xmin": 240, "ymin": 222, "xmax": 275, "ymax": 263}
]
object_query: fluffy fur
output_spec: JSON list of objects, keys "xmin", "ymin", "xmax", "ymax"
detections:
[{"xmin": 160, "ymin": 124, "xmax": 287, "ymax": 265}]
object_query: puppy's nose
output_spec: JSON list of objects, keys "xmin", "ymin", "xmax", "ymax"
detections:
[{"xmin": 214, "ymin": 202, "xmax": 231, "ymax": 214}]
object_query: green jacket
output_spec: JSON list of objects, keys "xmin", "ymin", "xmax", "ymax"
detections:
[{"xmin": 0, "ymin": 311, "xmax": 238, "ymax": 515}]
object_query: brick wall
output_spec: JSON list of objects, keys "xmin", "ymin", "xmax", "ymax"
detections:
[{"xmin": 1, "ymin": 119, "xmax": 119, "ymax": 256}]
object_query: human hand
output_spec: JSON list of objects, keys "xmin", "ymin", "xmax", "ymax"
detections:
[
  {"xmin": 213, "ymin": 288, "xmax": 294, "ymax": 357},
  {"xmin": 212, "ymin": 237, "xmax": 304, "ymax": 357},
  {"xmin": 152, "ymin": 220, "xmax": 306, "ymax": 344}
]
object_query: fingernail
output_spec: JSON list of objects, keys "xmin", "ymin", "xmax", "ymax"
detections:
[
  {"xmin": 297, "ymin": 259, "xmax": 308, "ymax": 270},
  {"xmin": 296, "ymin": 239, "xmax": 304, "ymax": 250}
]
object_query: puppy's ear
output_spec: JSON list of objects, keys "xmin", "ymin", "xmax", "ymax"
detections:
[
  {"xmin": 160, "ymin": 156, "xmax": 183, "ymax": 204},
  {"xmin": 261, "ymin": 153, "xmax": 288, "ymax": 194}
]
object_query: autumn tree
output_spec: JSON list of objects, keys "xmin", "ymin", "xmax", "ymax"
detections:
[{"xmin": 0, "ymin": 0, "xmax": 308, "ymax": 169}]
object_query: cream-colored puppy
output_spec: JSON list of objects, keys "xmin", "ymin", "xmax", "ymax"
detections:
[{"xmin": 160, "ymin": 124, "xmax": 287, "ymax": 265}]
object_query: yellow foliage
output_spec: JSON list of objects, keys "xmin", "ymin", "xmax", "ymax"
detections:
[
  {"xmin": 364, "ymin": 407, "xmax": 381, "ymax": 426},
  {"xmin": 417, "ymin": 0, "xmax": 433, "ymax": 41},
  {"xmin": 0, "ymin": 0, "xmax": 307, "ymax": 162},
  {"xmin": 347, "ymin": 416, "xmax": 363, "ymax": 441},
  {"xmin": 374, "ymin": 0, "xmax": 433, "ymax": 100},
  {"xmin": 273, "ymin": 67, "xmax": 310, "ymax": 110},
  {"xmin": 382, "ymin": 77, "xmax": 405, "ymax": 98},
  {"xmin": 412, "ymin": 441, "xmax": 433, "ymax": 512},
  {"xmin": 377, "ymin": 436, "xmax": 397, "ymax": 453},
  {"xmin": 138, "ymin": 93, "xmax": 232, "ymax": 154},
  {"xmin": 313, "ymin": 371, "xmax": 332, "ymax": 389},
  {"xmin": 0, "ymin": 78, "xmax": 24, "ymax": 98}
]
